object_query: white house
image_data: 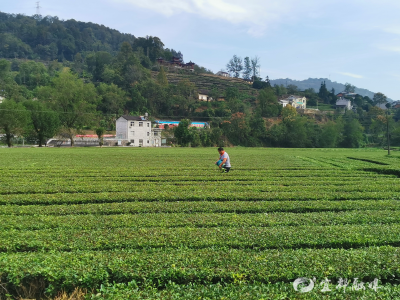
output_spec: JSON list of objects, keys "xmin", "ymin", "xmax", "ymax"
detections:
[
  {"xmin": 116, "ymin": 115, "xmax": 162, "ymax": 147},
  {"xmin": 279, "ymin": 95, "xmax": 307, "ymax": 109},
  {"xmin": 336, "ymin": 98, "xmax": 353, "ymax": 110},
  {"xmin": 198, "ymin": 89, "xmax": 211, "ymax": 101},
  {"xmin": 0, "ymin": 96, "xmax": 4, "ymax": 104},
  {"xmin": 216, "ymin": 71, "xmax": 230, "ymax": 78}
]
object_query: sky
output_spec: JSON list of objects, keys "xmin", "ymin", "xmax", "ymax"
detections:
[{"xmin": 3, "ymin": 0, "xmax": 400, "ymax": 99}]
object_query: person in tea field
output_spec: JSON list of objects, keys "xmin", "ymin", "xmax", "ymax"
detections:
[{"xmin": 216, "ymin": 147, "xmax": 231, "ymax": 173}]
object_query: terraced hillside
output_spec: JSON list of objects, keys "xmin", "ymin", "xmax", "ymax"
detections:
[
  {"xmin": 151, "ymin": 71, "xmax": 258, "ymax": 95},
  {"xmin": 1, "ymin": 148, "xmax": 400, "ymax": 299}
]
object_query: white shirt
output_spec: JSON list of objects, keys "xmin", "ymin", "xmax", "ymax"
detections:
[{"xmin": 220, "ymin": 152, "xmax": 231, "ymax": 167}]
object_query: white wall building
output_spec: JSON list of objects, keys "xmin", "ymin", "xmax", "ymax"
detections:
[
  {"xmin": 279, "ymin": 95, "xmax": 307, "ymax": 109},
  {"xmin": 116, "ymin": 115, "xmax": 162, "ymax": 147},
  {"xmin": 336, "ymin": 98, "xmax": 353, "ymax": 110}
]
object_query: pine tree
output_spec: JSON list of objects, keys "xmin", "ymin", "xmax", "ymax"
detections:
[{"xmin": 318, "ymin": 81, "xmax": 329, "ymax": 103}]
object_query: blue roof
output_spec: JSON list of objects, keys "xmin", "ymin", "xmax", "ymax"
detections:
[{"xmin": 156, "ymin": 120, "xmax": 208, "ymax": 126}]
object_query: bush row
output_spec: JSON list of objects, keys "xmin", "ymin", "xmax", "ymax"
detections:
[
  {"xmin": 1, "ymin": 210, "xmax": 399, "ymax": 231},
  {"xmin": 2, "ymin": 224, "xmax": 400, "ymax": 252}
]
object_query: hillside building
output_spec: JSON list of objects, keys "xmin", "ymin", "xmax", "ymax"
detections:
[
  {"xmin": 157, "ymin": 57, "xmax": 195, "ymax": 72},
  {"xmin": 154, "ymin": 120, "xmax": 209, "ymax": 129},
  {"xmin": 336, "ymin": 98, "xmax": 353, "ymax": 110},
  {"xmin": 279, "ymin": 95, "xmax": 307, "ymax": 109}
]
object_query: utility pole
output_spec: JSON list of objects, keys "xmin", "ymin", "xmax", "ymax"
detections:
[{"xmin": 387, "ymin": 110, "xmax": 391, "ymax": 155}]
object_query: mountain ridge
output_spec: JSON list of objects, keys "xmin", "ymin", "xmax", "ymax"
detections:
[{"xmin": 269, "ymin": 78, "xmax": 394, "ymax": 102}]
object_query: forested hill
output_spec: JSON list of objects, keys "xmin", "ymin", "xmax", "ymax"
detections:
[
  {"xmin": 269, "ymin": 78, "xmax": 391, "ymax": 101},
  {"xmin": 0, "ymin": 12, "xmax": 179, "ymax": 62}
]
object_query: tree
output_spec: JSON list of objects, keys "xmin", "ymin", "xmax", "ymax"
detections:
[
  {"xmin": 319, "ymin": 121, "xmax": 343, "ymax": 148},
  {"xmin": 226, "ymin": 55, "xmax": 243, "ymax": 78},
  {"xmin": 15, "ymin": 61, "xmax": 50, "ymax": 89},
  {"xmin": 340, "ymin": 117, "xmax": 364, "ymax": 148},
  {"xmin": 97, "ymin": 83, "xmax": 127, "ymax": 115},
  {"xmin": 0, "ymin": 100, "xmax": 29, "ymax": 147},
  {"xmin": 174, "ymin": 119, "xmax": 192, "ymax": 146},
  {"xmin": 96, "ymin": 127, "xmax": 105, "ymax": 147},
  {"xmin": 86, "ymin": 51, "xmax": 113, "ymax": 82},
  {"xmin": 287, "ymin": 84, "xmax": 299, "ymax": 95},
  {"xmin": 344, "ymin": 83, "xmax": 356, "ymax": 93},
  {"xmin": 281, "ymin": 104, "xmax": 297, "ymax": 122},
  {"xmin": 223, "ymin": 112, "xmax": 250, "ymax": 146},
  {"xmin": 373, "ymin": 92, "xmax": 387, "ymax": 105},
  {"xmin": 115, "ymin": 42, "xmax": 150, "ymax": 89},
  {"xmin": 249, "ymin": 111, "xmax": 267, "ymax": 146},
  {"xmin": 265, "ymin": 76, "xmax": 271, "ymax": 88},
  {"xmin": 23, "ymin": 101, "xmax": 60, "ymax": 147},
  {"xmin": 37, "ymin": 70, "xmax": 99, "ymax": 146},
  {"xmin": 253, "ymin": 81, "xmax": 268, "ymax": 89},
  {"xmin": 318, "ymin": 81, "xmax": 329, "ymax": 103},
  {"xmin": 274, "ymin": 84, "xmax": 287, "ymax": 97},
  {"xmin": 156, "ymin": 66, "xmax": 168, "ymax": 86},
  {"xmin": 258, "ymin": 88, "xmax": 280, "ymax": 117},
  {"xmin": 242, "ymin": 57, "xmax": 251, "ymax": 80},
  {"xmin": 251, "ymin": 56, "xmax": 260, "ymax": 81}
]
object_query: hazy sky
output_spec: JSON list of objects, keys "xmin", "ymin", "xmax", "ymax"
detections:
[{"xmin": 3, "ymin": 0, "xmax": 400, "ymax": 99}]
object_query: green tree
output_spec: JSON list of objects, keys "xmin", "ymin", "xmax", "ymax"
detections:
[
  {"xmin": 251, "ymin": 56, "xmax": 260, "ymax": 81},
  {"xmin": 97, "ymin": 83, "xmax": 127, "ymax": 115},
  {"xmin": 226, "ymin": 55, "xmax": 243, "ymax": 78},
  {"xmin": 0, "ymin": 100, "xmax": 30, "ymax": 147},
  {"xmin": 37, "ymin": 69, "xmax": 99, "ymax": 146},
  {"xmin": 23, "ymin": 101, "xmax": 60, "ymax": 147},
  {"xmin": 249, "ymin": 111, "xmax": 267, "ymax": 146},
  {"xmin": 96, "ymin": 127, "xmax": 105, "ymax": 147},
  {"xmin": 115, "ymin": 42, "xmax": 150, "ymax": 89},
  {"xmin": 15, "ymin": 61, "xmax": 50, "ymax": 89},
  {"xmin": 223, "ymin": 112, "xmax": 250, "ymax": 146},
  {"xmin": 174, "ymin": 119, "xmax": 192, "ymax": 146},
  {"xmin": 287, "ymin": 84, "xmax": 299, "ymax": 95},
  {"xmin": 373, "ymin": 92, "xmax": 388, "ymax": 105},
  {"xmin": 258, "ymin": 88, "xmax": 280, "ymax": 117},
  {"xmin": 319, "ymin": 120, "xmax": 343, "ymax": 148},
  {"xmin": 86, "ymin": 51, "xmax": 113, "ymax": 82},
  {"xmin": 340, "ymin": 117, "xmax": 364, "ymax": 148},
  {"xmin": 242, "ymin": 57, "xmax": 251, "ymax": 80},
  {"xmin": 281, "ymin": 104, "xmax": 297, "ymax": 121},
  {"xmin": 318, "ymin": 81, "xmax": 329, "ymax": 103},
  {"xmin": 273, "ymin": 84, "xmax": 287, "ymax": 97},
  {"xmin": 344, "ymin": 83, "xmax": 356, "ymax": 93},
  {"xmin": 156, "ymin": 66, "xmax": 169, "ymax": 86}
]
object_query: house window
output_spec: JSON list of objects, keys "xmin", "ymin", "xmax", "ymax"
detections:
[
  {"xmin": 139, "ymin": 139, "xmax": 143, "ymax": 145},
  {"xmin": 154, "ymin": 132, "xmax": 158, "ymax": 136},
  {"xmin": 147, "ymin": 132, "xmax": 150, "ymax": 136},
  {"xmin": 147, "ymin": 123, "xmax": 150, "ymax": 127},
  {"xmin": 131, "ymin": 131, "xmax": 135, "ymax": 136},
  {"xmin": 130, "ymin": 139, "xmax": 134, "ymax": 143},
  {"xmin": 130, "ymin": 122, "xmax": 134, "ymax": 127},
  {"xmin": 139, "ymin": 122, "xmax": 143, "ymax": 127},
  {"xmin": 147, "ymin": 140, "xmax": 150, "ymax": 144}
]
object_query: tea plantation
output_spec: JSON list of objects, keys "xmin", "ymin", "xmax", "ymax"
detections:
[{"xmin": 1, "ymin": 147, "xmax": 400, "ymax": 299}]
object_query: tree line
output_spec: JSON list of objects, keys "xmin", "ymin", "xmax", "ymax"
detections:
[{"xmin": 0, "ymin": 20, "xmax": 398, "ymax": 149}]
